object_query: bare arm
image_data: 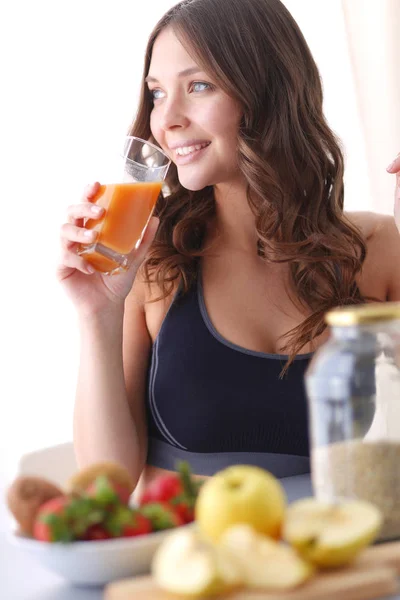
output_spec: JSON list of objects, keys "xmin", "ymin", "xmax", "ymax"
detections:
[
  {"xmin": 73, "ymin": 278, "xmax": 152, "ymax": 488},
  {"xmin": 358, "ymin": 213, "xmax": 400, "ymax": 302},
  {"xmin": 57, "ymin": 184, "xmax": 159, "ymax": 487},
  {"xmin": 382, "ymin": 217, "xmax": 400, "ymax": 302}
]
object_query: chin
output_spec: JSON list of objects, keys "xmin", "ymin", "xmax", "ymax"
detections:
[
  {"xmin": 181, "ymin": 182, "xmax": 209, "ymax": 192},
  {"xmin": 176, "ymin": 161, "xmax": 239, "ymax": 192},
  {"xmin": 177, "ymin": 173, "xmax": 213, "ymax": 192}
]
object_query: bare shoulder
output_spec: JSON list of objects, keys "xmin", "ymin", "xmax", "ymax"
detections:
[
  {"xmin": 124, "ymin": 266, "xmax": 172, "ymax": 308},
  {"xmin": 345, "ymin": 211, "xmax": 400, "ymax": 301},
  {"xmin": 345, "ymin": 210, "xmax": 392, "ymax": 240},
  {"xmin": 345, "ymin": 210, "xmax": 399, "ymax": 254}
]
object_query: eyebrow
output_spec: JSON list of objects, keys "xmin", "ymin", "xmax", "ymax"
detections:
[{"xmin": 145, "ymin": 67, "xmax": 202, "ymax": 84}]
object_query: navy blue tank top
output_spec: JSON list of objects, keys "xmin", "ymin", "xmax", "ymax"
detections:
[{"xmin": 145, "ymin": 272, "xmax": 312, "ymax": 477}]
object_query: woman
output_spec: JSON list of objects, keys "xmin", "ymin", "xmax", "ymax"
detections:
[{"xmin": 57, "ymin": 0, "xmax": 400, "ymax": 494}]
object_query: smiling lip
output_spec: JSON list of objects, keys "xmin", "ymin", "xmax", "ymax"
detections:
[
  {"xmin": 168, "ymin": 140, "xmax": 211, "ymax": 166},
  {"xmin": 174, "ymin": 144, "xmax": 211, "ymax": 166},
  {"xmin": 168, "ymin": 139, "xmax": 210, "ymax": 150}
]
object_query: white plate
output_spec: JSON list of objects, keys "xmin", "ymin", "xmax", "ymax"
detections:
[{"xmin": 9, "ymin": 524, "xmax": 193, "ymax": 586}]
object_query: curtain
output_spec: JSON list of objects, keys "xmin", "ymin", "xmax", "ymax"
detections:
[{"xmin": 342, "ymin": 0, "xmax": 400, "ymax": 214}]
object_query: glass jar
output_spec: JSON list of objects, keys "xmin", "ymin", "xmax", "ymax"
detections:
[{"xmin": 305, "ymin": 302, "xmax": 400, "ymax": 542}]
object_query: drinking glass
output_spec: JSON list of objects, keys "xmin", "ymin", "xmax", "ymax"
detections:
[{"xmin": 77, "ymin": 136, "xmax": 170, "ymax": 275}]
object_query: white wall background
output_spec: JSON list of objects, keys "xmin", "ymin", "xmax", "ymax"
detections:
[{"xmin": 0, "ymin": 0, "xmax": 397, "ymax": 481}]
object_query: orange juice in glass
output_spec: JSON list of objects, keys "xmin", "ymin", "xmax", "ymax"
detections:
[{"xmin": 78, "ymin": 137, "xmax": 170, "ymax": 275}]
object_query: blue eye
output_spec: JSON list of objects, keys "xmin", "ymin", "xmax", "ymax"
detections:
[
  {"xmin": 150, "ymin": 89, "xmax": 165, "ymax": 100},
  {"xmin": 191, "ymin": 81, "xmax": 212, "ymax": 92},
  {"xmin": 149, "ymin": 81, "xmax": 213, "ymax": 101}
]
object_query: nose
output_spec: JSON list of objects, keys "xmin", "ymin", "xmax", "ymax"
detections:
[{"xmin": 159, "ymin": 95, "xmax": 190, "ymax": 131}]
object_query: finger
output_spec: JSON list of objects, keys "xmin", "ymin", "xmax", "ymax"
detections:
[
  {"xmin": 57, "ymin": 248, "xmax": 96, "ymax": 279},
  {"xmin": 387, "ymin": 153, "xmax": 400, "ymax": 173},
  {"xmin": 70, "ymin": 182, "xmax": 102, "ymax": 228},
  {"xmin": 66, "ymin": 202, "xmax": 104, "ymax": 224},
  {"xmin": 60, "ymin": 223, "xmax": 99, "ymax": 249},
  {"xmin": 81, "ymin": 181, "xmax": 101, "ymax": 203}
]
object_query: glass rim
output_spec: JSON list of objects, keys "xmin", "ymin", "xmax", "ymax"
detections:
[{"xmin": 122, "ymin": 135, "xmax": 171, "ymax": 170}]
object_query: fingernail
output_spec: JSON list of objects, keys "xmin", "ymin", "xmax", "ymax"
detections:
[
  {"xmin": 91, "ymin": 205, "xmax": 104, "ymax": 214},
  {"xmin": 84, "ymin": 229, "xmax": 96, "ymax": 238},
  {"xmin": 387, "ymin": 160, "xmax": 396, "ymax": 171}
]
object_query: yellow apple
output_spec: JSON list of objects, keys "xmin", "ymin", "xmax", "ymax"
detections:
[
  {"xmin": 283, "ymin": 497, "xmax": 383, "ymax": 568},
  {"xmin": 219, "ymin": 524, "xmax": 314, "ymax": 590},
  {"xmin": 151, "ymin": 526, "xmax": 242, "ymax": 597},
  {"xmin": 195, "ymin": 465, "xmax": 286, "ymax": 543}
]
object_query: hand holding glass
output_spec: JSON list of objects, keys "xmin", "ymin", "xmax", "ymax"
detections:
[{"xmin": 78, "ymin": 137, "xmax": 170, "ymax": 275}]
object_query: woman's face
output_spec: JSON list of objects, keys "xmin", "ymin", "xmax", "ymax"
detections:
[{"xmin": 147, "ymin": 27, "xmax": 242, "ymax": 191}]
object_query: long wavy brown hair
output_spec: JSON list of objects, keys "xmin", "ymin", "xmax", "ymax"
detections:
[{"xmin": 128, "ymin": 0, "xmax": 369, "ymax": 373}]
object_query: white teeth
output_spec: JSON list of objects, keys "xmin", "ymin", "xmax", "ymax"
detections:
[{"xmin": 175, "ymin": 143, "xmax": 209, "ymax": 156}]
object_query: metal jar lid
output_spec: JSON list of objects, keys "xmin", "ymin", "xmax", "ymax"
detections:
[{"xmin": 325, "ymin": 302, "xmax": 400, "ymax": 327}]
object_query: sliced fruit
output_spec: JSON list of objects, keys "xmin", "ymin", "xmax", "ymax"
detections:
[
  {"xmin": 152, "ymin": 527, "xmax": 242, "ymax": 597},
  {"xmin": 283, "ymin": 497, "xmax": 383, "ymax": 567},
  {"xmin": 195, "ymin": 465, "xmax": 286, "ymax": 542},
  {"xmin": 218, "ymin": 524, "xmax": 313, "ymax": 590}
]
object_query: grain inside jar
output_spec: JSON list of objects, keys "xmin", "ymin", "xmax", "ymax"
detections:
[{"xmin": 312, "ymin": 439, "xmax": 400, "ymax": 542}]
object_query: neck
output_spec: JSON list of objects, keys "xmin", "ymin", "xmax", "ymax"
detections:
[{"xmin": 211, "ymin": 179, "xmax": 258, "ymax": 252}]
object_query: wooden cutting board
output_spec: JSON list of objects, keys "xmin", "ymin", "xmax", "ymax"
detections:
[{"xmin": 104, "ymin": 541, "xmax": 400, "ymax": 600}]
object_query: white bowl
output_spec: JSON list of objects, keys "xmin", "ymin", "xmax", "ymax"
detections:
[{"xmin": 9, "ymin": 524, "xmax": 193, "ymax": 586}]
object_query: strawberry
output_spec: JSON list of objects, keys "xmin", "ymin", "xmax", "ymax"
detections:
[
  {"xmin": 140, "ymin": 474, "xmax": 182, "ymax": 505},
  {"xmin": 139, "ymin": 461, "xmax": 204, "ymax": 524},
  {"xmin": 85, "ymin": 474, "xmax": 131, "ymax": 506},
  {"xmin": 140, "ymin": 501, "xmax": 184, "ymax": 531},
  {"xmin": 120, "ymin": 513, "xmax": 153, "ymax": 537},
  {"xmin": 33, "ymin": 496, "xmax": 73, "ymax": 542},
  {"xmin": 170, "ymin": 499, "xmax": 195, "ymax": 524},
  {"xmin": 104, "ymin": 504, "xmax": 153, "ymax": 538},
  {"xmin": 34, "ymin": 495, "xmax": 106, "ymax": 542},
  {"xmin": 83, "ymin": 524, "xmax": 112, "ymax": 541}
]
